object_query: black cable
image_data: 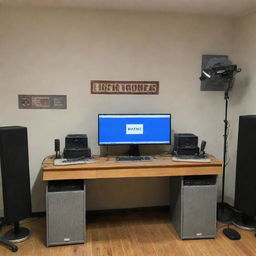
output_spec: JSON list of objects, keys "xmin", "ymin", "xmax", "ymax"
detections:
[{"xmin": 225, "ymin": 121, "xmax": 231, "ymax": 167}]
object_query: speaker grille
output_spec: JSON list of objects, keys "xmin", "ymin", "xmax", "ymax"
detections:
[
  {"xmin": 0, "ymin": 126, "xmax": 31, "ymax": 223},
  {"xmin": 235, "ymin": 116, "xmax": 256, "ymax": 216}
]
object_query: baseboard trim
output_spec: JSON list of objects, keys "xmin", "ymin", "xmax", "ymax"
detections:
[
  {"xmin": 30, "ymin": 205, "xmax": 169, "ymax": 218},
  {"xmin": 31, "ymin": 212, "xmax": 46, "ymax": 218},
  {"xmin": 87, "ymin": 205, "xmax": 169, "ymax": 217}
]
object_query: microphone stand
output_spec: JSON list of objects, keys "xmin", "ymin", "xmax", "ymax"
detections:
[
  {"xmin": 217, "ymin": 87, "xmax": 234, "ymax": 222},
  {"xmin": 217, "ymin": 87, "xmax": 242, "ymax": 240}
]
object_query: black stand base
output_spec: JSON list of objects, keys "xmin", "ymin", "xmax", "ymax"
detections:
[
  {"xmin": 223, "ymin": 228, "xmax": 241, "ymax": 240},
  {"xmin": 4, "ymin": 227, "xmax": 31, "ymax": 243},
  {"xmin": 233, "ymin": 215, "xmax": 256, "ymax": 231},
  {"xmin": 217, "ymin": 203, "xmax": 234, "ymax": 223}
]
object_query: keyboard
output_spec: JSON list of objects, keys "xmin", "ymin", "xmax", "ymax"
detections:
[{"xmin": 116, "ymin": 156, "xmax": 153, "ymax": 162}]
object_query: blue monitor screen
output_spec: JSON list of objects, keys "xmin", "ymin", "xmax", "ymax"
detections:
[{"xmin": 98, "ymin": 114, "xmax": 171, "ymax": 145}]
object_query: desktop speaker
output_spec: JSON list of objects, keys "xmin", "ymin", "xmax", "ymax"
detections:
[
  {"xmin": 174, "ymin": 134, "xmax": 198, "ymax": 149},
  {"xmin": 173, "ymin": 134, "xmax": 199, "ymax": 156},
  {"xmin": 235, "ymin": 116, "xmax": 256, "ymax": 218},
  {"xmin": 0, "ymin": 126, "xmax": 31, "ymax": 241},
  {"xmin": 63, "ymin": 147, "xmax": 91, "ymax": 159},
  {"xmin": 65, "ymin": 134, "xmax": 88, "ymax": 149}
]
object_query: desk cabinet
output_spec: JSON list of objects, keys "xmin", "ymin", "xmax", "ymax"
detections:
[
  {"xmin": 46, "ymin": 180, "xmax": 86, "ymax": 246},
  {"xmin": 170, "ymin": 176, "xmax": 217, "ymax": 239}
]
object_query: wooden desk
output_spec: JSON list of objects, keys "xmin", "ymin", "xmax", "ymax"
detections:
[
  {"xmin": 42, "ymin": 155, "xmax": 222, "ymax": 181},
  {"xmin": 42, "ymin": 155, "xmax": 222, "ymax": 245}
]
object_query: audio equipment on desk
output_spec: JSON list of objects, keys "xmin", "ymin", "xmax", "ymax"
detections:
[
  {"xmin": 0, "ymin": 126, "xmax": 31, "ymax": 243},
  {"xmin": 199, "ymin": 140, "xmax": 206, "ymax": 157},
  {"xmin": 54, "ymin": 139, "xmax": 61, "ymax": 159},
  {"xmin": 173, "ymin": 133, "xmax": 208, "ymax": 162},
  {"xmin": 64, "ymin": 148, "xmax": 91, "ymax": 159},
  {"xmin": 65, "ymin": 134, "xmax": 88, "ymax": 149},
  {"xmin": 173, "ymin": 133, "xmax": 199, "ymax": 156},
  {"xmin": 63, "ymin": 134, "xmax": 91, "ymax": 160}
]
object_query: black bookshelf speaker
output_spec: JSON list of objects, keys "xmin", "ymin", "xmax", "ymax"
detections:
[
  {"xmin": 234, "ymin": 116, "xmax": 256, "ymax": 227},
  {"xmin": 0, "ymin": 126, "xmax": 32, "ymax": 242}
]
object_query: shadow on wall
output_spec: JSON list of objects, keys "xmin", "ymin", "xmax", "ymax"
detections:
[
  {"xmin": 231, "ymin": 75, "xmax": 250, "ymax": 105},
  {"xmin": 31, "ymin": 168, "xmax": 46, "ymax": 213}
]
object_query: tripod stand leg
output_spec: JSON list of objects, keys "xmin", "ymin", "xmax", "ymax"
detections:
[{"xmin": 0, "ymin": 238, "xmax": 18, "ymax": 252}]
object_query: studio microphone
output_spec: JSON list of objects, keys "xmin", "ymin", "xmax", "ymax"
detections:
[
  {"xmin": 199, "ymin": 140, "xmax": 207, "ymax": 157},
  {"xmin": 54, "ymin": 139, "xmax": 61, "ymax": 159}
]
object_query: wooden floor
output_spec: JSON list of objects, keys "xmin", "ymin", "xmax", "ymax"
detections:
[{"xmin": 0, "ymin": 209, "xmax": 256, "ymax": 256}]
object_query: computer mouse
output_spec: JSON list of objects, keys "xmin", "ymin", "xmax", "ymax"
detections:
[{"xmin": 223, "ymin": 228, "xmax": 241, "ymax": 240}]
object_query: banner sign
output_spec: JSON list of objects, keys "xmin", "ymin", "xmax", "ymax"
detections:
[
  {"xmin": 18, "ymin": 95, "xmax": 67, "ymax": 109},
  {"xmin": 91, "ymin": 80, "xmax": 159, "ymax": 95}
]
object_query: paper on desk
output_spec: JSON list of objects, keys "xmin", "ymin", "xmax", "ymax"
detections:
[
  {"xmin": 54, "ymin": 158, "xmax": 95, "ymax": 165},
  {"xmin": 172, "ymin": 157, "xmax": 211, "ymax": 163}
]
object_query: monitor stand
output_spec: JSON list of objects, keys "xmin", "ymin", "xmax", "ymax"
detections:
[{"xmin": 128, "ymin": 145, "xmax": 140, "ymax": 156}]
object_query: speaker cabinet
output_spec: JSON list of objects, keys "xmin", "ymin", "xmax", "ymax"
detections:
[
  {"xmin": 46, "ymin": 180, "xmax": 86, "ymax": 246},
  {"xmin": 0, "ymin": 126, "xmax": 31, "ymax": 223},
  {"xmin": 170, "ymin": 176, "xmax": 217, "ymax": 239},
  {"xmin": 65, "ymin": 134, "xmax": 88, "ymax": 149},
  {"xmin": 235, "ymin": 115, "xmax": 256, "ymax": 216}
]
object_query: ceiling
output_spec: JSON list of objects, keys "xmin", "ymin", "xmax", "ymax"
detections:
[{"xmin": 0, "ymin": 0, "xmax": 256, "ymax": 17}]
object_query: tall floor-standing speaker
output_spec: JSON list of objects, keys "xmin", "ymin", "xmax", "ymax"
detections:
[
  {"xmin": 234, "ymin": 116, "xmax": 256, "ymax": 229},
  {"xmin": 0, "ymin": 126, "xmax": 31, "ymax": 242}
]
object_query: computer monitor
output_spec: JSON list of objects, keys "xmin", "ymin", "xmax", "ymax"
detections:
[{"xmin": 98, "ymin": 114, "xmax": 171, "ymax": 156}]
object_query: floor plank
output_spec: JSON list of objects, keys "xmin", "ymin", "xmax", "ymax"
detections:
[{"xmin": 0, "ymin": 209, "xmax": 255, "ymax": 256}]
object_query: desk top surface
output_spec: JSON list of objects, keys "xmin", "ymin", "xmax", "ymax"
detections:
[{"xmin": 42, "ymin": 155, "xmax": 222, "ymax": 181}]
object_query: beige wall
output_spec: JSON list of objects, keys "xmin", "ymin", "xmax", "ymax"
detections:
[
  {"xmin": 0, "ymin": 7, "xmax": 235, "ymax": 212},
  {"xmin": 223, "ymin": 12, "xmax": 256, "ymax": 205}
]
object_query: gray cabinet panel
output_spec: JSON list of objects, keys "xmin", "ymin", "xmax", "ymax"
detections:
[
  {"xmin": 183, "ymin": 185, "xmax": 216, "ymax": 238},
  {"xmin": 46, "ymin": 181, "xmax": 86, "ymax": 246},
  {"xmin": 170, "ymin": 176, "xmax": 217, "ymax": 239}
]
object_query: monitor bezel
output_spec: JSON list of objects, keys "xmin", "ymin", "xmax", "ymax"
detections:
[{"xmin": 98, "ymin": 113, "xmax": 172, "ymax": 146}]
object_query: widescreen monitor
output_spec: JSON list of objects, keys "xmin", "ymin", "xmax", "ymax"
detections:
[{"xmin": 98, "ymin": 114, "xmax": 171, "ymax": 147}]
